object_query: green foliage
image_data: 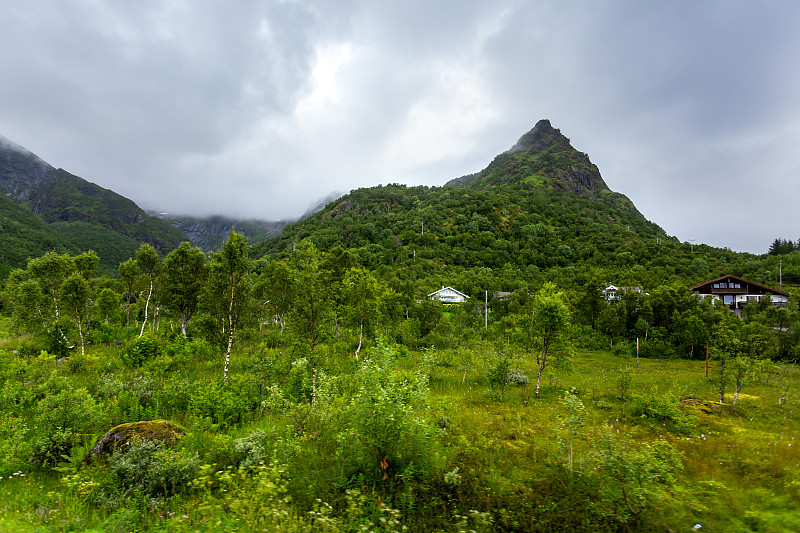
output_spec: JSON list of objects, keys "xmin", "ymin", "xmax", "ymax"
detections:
[
  {"xmin": 124, "ymin": 334, "xmax": 159, "ymax": 367},
  {"xmin": 108, "ymin": 439, "xmax": 200, "ymax": 498},
  {"xmin": 768, "ymin": 237, "xmax": 798, "ymax": 255},
  {"xmin": 630, "ymin": 395, "xmax": 696, "ymax": 434},
  {"xmin": 616, "ymin": 367, "xmax": 634, "ymax": 402},
  {"xmin": 162, "ymin": 241, "xmax": 207, "ymax": 336},
  {"xmin": 31, "ymin": 386, "xmax": 103, "ymax": 466},
  {"xmin": 203, "ymin": 229, "xmax": 252, "ymax": 382},
  {"xmin": 593, "ymin": 434, "xmax": 683, "ymax": 526},
  {"xmin": 335, "ymin": 341, "xmax": 434, "ymax": 484},
  {"xmin": 487, "ymin": 356, "xmax": 511, "ymax": 392}
]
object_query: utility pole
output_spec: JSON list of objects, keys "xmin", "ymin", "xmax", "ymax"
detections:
[
  {"xmin": 780, "ymin": 259, "xmax": 783, "ymax": 290},
  {"xmin": 485, "ymin": 290, "xmax": 488, "ymax": 329},
  {"xmin": 689, "ymin": 239, "xmax": 696, "ymax": 253}
]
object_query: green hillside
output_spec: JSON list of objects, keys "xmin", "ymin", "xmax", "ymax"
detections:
[
  {"xmin": 0, "ymin": 140, "xmax": 187, "ymax": 275},
  {"xmin": 0, "ymin": 194, "xmax": 66, "ymax": 278},
  {"xmin": 253, "ymin": 121, "xmax": 785, "ymax": 298}
]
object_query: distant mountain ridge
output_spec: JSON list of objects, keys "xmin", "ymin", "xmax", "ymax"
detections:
[
  {"xmin": 0, "ymin": 135, "xmax": 187, "ymax": 273},
  {"xmin": 156, "ymin": 214, "xmax": 287, "ymax": 252}
]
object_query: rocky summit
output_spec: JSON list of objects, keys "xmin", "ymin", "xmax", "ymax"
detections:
[{"xmin": 446, "ymin": 119, "xmax": 609, "ymax": 197}]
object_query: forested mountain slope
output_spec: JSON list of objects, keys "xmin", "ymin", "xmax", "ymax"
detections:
[
  {"xmin": 254, "ymin": 120, "xmax": 779, "ymax": 297},
  {"xmin": 0, "ymin": 135, "xmax": 186, "ymax": 274}
]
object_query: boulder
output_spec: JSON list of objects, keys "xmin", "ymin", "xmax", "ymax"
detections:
[{"xmin": 86, "ymin": 420, "xmax": 184, "ymax": 461}]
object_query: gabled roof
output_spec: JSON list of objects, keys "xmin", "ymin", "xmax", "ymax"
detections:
[
  {"xmin": 428, "ymin": 286, "xmax": 469, "ymax": 299},
  {"xmin": 690, "ymin": 274, "xmax": 791, "ymax": 297}
]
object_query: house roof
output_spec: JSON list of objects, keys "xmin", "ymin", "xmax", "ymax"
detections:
[
  {"xmin": 428, "ymin": 286, "xmax": 469, "ymax": 299},
  {"xmin": 689, "ymin": 274, "xmax": 791, "ymax": 297}
]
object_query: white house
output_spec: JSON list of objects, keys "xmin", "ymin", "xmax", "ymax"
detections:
[
  {"xmin": 428, "ymin": 286, "xmax": 469, "ymax": 303},
  {"xmin": 602, "ymin": 284, "xmax": 642, "ymax": 301}
]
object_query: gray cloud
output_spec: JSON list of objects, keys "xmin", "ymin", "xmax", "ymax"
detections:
[{"xmin": 1, "ymin": 1, "xmax": 799, "ymax": 253}]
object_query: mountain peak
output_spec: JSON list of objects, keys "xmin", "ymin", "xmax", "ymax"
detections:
[
  {"xmin": 508, "ymin": 119, "xmax": 571, "ymax": 154},
  {"xmin": 1, "ymin": 134, "xmax": 55, "ymax": 203},
  {"xmin": 446, "ymin": 120, "xmax": 609, "ymax": 196}
]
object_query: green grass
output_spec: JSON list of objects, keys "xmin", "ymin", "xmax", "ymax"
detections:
[{"xmin": 0, "ymin": 332, "xmax": 798, "ymax": 532}]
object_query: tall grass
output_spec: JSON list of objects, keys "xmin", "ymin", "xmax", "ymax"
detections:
[{"xmin": 0, "ymin": 331, "xmax": 798, "ymax": 531}]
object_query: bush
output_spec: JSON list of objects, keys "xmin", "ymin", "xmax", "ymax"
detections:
[
  {"xmin": 611, "ymin": 340, "xmax": 633, "ymax": 358},
  {"xmin": 124, "ymin": 334, "xmax": 158, "ymax": 367},
  {"xmin": 616, "ymin": 368, "xmax": 633, "ymax": 402},
  {"xmin": 508, "ymin": 368, "xmax": 529, "ymax": 386},
  {"xmin": 487, "ymin": 357, "xmax": 511, "ymax": 392},
  {"xmin": 188, "ymin": 376, "xmax": 261, "ymax": 429},
  {"xmin": 32, "ymin": 387, "xmax": 103, "ymax": 465},
  {"xmin": 639, "ymin": 339, "xmax": 677, "ymax": 359},
  {"xmin": 109, "ymin": 439, "xmax": 200, "ymax": 498},
  {"xmin": 190, "ymin": 380, "xmax": 238, "ymax": 428},
  {"xmin": 163, "ymin": 336, "xmax": 216, "ymax": 362},
  {"xmin": 234, "ymin": 430, "xmax": 271, "ymax": 470},
  {"xmin": 630, "ymin": 394, "xmax": 696, "ymax": 434},
  {"xmin": 335, "ymin": 342, "xmax": 434, "ymax": 484}
]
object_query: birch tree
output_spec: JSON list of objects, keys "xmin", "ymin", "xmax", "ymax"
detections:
[
  {"xmin": 288, "ymin": 239, "xmax": 330, "ymax": 406},
  {"xmin": 26, "ymin": 252, "xmax": 75, "ymax": 350},
  {"xmin": 118, "ymin": 258, "xmax": 139, "ymax": 338},
  {"xmin": 136, "ymin": 244, "xmax": 160, "ymax": 338},
  {"xmin": 59, "ymin": 272, "xmax": 90, "ymax": 356},
  {"xmin": 256, "ymin": 259, "xmax": 295, "ymax": 333},
  {"xmin": 526, "ymin": 282, "xmax": 571, "ymax": 397},
  {"xmin": 205, "ymin": 230, "xmax": 252, "ymax": 383},
  {"xmin": 342, "ymin": 266, "xmax": 381, "ymax": 359},
  {"xmin": 73, "ymin": 251, "xmax": 98, "ymax": 338},
  {"xmin": 162, "ymin": 242, "xmax": 207, "ymax": 337}
]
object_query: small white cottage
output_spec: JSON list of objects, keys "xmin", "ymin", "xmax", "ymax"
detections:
[{"xmin": 428, "ymin": 286, "xmax": 470, "ymax": 303}]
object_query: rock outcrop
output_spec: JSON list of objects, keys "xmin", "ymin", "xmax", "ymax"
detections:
[{"xmin": 86, "ymin": 420, "xmax": 184, "ymax": 461}]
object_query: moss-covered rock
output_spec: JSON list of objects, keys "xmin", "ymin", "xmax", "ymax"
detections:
[
  {"xmin": 680, "ymin": 398, "xmax": 743, "ymax": 416},
  {"xmin": 86, "ymin": 420, "xmax": 184, "ymax": 461}
]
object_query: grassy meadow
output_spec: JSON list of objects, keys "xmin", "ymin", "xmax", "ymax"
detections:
[{"xmin": 0, "ymin": 315, "xmax": 798, "ymax": 532}]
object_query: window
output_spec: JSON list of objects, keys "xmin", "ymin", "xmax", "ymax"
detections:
[{"xmin": 720, "ymin": 283, "xmax": 727, "ymax": 289}]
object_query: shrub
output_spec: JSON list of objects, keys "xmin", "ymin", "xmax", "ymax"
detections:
[
  {"xmin": 109, "ymin": 439, "xmax": 200, "ymax": 498},
  {"xmin": 124, "ymin": 334, "xmax": 158, "ymax": 367},
  {"xmin": 508, "ymin": 368, "xmax": 529, "ymax": 386},
  {"xmin": 189, "ymin": 378, "xmax": 259, "ymax": 428},
  {"xmin": 488, "ymin": 357, "xmax": 511, "ymax": 392},
  {"xmin": 31, "ymin": 386, "xmax": 103, "ymax": 465},
  {"xmin": 593, "ymin": 434, "xmax": 683, "ymax": 526},
  {"xmin": 611, "ymin": 340, "xmax": 633, "ymax": 358},
  {"xmin": 335, "ymin": 342, "xmax": 434, "ymax": 484},
  {"xmin": 639, "ymin": 339, "xmax": 677, "ymax": 359},
  {"xmin": 616, "ymin": 368, "xmax": 633, "ymax": 402},
  {"xmin": 0, "ymin": 415, "xmax": 33, "ymax": 476},
  {"xmin": 630, "ymin": 394, "xmax": 696, "ymax": 434},
  {"xmin": 234, "ymin": 430, "xmax": 270, "ymax": 470}
]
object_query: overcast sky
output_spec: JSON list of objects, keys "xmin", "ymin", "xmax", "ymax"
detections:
[{"xmin": 1, "ymin": 1, "xmax": 799, "ymax": 254}]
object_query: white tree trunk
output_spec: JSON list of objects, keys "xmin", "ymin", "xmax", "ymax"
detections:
[
  {"xmin": 354, "ymin": 317, "xmax": 364, "ymax": 359},
  {"xmin": 139, "ymin": 278, "xmax": 153, "ymax": 338}
]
